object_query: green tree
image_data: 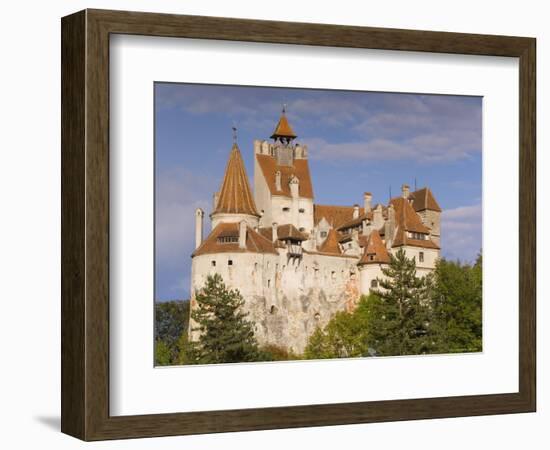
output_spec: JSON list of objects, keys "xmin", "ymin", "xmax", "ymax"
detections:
[
  {"xmin": 428, "ymin": 254, "xmax": 482, "ymax": 353},
  {"xmin": 154, "ymin": 339, "xmax": 173, "ymax": 366},
  {"xmin": 154, "ymin": 299, "xmax": 190, "ymax": 365},
  {"xmin": 186, "ymin": 274, "xmax": 262, "ymax": 364},
  {"xmin": 368, "ymin": 248, "xmax": 432, "ymax": 356},
  {"xmin": 304, "ymin": 300, "xmax": 371, "ymax": 359}
]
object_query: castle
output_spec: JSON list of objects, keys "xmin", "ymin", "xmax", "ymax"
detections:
[{"xmin": 189, "ymin": 110, "xmax": 442, "ymax": 353}]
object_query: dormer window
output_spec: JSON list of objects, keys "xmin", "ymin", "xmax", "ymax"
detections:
[
  {"xmin": 408, "ymin": 232, "xmax": 426, "ymax": 240},
  {"xmin": 217, "ymin": 236, "xmax": 239, "ymax": 244}
]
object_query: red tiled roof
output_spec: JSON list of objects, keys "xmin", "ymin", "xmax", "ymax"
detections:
[
  {"xmin": 337, "ymin": 212, "xmax": 373, "ymax": 231},
  {"xmin": 213, "ymin": 144, "xmax": 259, "ymax": 217},
  {"xmin": 192, "ymin": 223, "xmax": 278, "ymax": 257},
  {"xmin": 410, "ymin": 187, "xmax": 442, "ymax": 212},
  {"xmin": 271, "ymin": 113, "xmax": 297, "ymax": 139},
  {"xmin": 314, "ymin": 204, "xmax": 365, "ymax": 228},
  {"xmin": 390, "ymin": 197, "xmax": 440, "ymax": 249},
  {"xmin": 318, "ymin": 229, "xmax": 341, "ymax": 255},
  {"xmin": 358, "ymin": 230, "xmax": 391, "ymax": 265},
  {"xmin": 256, "ymin": 154, "xmax": 314, "ymax": 199},
  {"xmin": 391, "ymin": 197, "xmax": 430, "ymax": 234},
  {"xmin": 277, "ymin": 224, "xmax": 308, "ymax": 241}
]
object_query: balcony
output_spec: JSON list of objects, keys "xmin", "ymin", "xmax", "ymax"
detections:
[{"xmin": 287, "ymin": 243, "xmax": 303, "ymax": 258}]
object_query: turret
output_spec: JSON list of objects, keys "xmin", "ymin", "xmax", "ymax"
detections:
[
  {"xmin": 195, "ymin": 208, "xmax": 204, "ymax": 249},
  {"xmin": 210, "ymin": 137, "xmax": 260, "ymax": 229}
]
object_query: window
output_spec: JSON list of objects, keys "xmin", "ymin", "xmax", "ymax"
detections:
[
  {"xmin": 299, "ymin": 227, "xmax": 305, "ymax": 232},
  {"xmin": 369, "ymin": 254, "xmax": 375, "ymax": 261},
  {"xmin": 331, "ymin": 271, "xmax": 336, "ymax": 280},
  {"xmin": 211, "ymin": 260, "xmax": 216, "ymax": 267},
  {"xmin": 217, "ymin": 236, "xmax": 238, "ymax": 244},
  {"xmin": 409, "ymin": 232, "xmax": 426, "ymax": 240},
  {"xmin": 419, "ymin": 252, "xmax": 424, "ymax": 263},
  {"xmin": 267, "ymin": 279, "xmax": 271, "ymax": 288},
  {"xmin": 228, "ymin": 259, "xmax": 233, "ymax": 266},
  {"xmin": 371, "ymin": 279, "xmax": 378, "ymax": 288},
  {"xmin": 299, "ymin": 208, "xmax": 305, "ymax": 213},
  {"xmin": 282, "ymin": 207, "xmax": 290, "ymax": 212},
  {"xmin": 270, "ymin": 305, "xmax": 277, "ymax": 314},
  {"xmin": 320, "ymin": 231, "xmax": 327, "ymax": 238}
]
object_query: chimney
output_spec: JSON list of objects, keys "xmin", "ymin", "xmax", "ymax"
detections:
[
  {"xmin": 239, "ymin": 221, "xmax": 247, "ymax": 249},
  {"xmin": 363, "ymin": 192, "xmax": 372, "ymax": 213},
  {"xmin": 401, "ymin": 184, "xmax": 410, "ymax": 199},
  {"xmin": 373, "ymin": 204, "xmax": 384, "ymax": 229},
  {"xmin": 275, "ymin": 171, "xmax": 282, "ymax": 191},
  {"xmin": 272, "ymin": 222, "xmax": 278, "ymax": 243},
  {"xmin": 385, "ymin": 203, "xmax": 396, "ymax": 247},
  {"xmin": 195, "ymin": 208, "xmax": 204, "ymax": 249},
  {"xmin": 289, "ymin": 175, "xmax": 299, "ymax": 198},
  {"xmin": 353, "ymin": 204, "xmax": 360, "ymax": 219}
]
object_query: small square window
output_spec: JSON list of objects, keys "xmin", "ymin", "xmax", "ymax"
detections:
[
  {"xmin": 320, "ymin": 231, "xmax": 327, "ymax": 238},
  {"xmin": 211, "ymin": 260, "xmax": 216, "ymax": 267},
  {"xmin": 282, "ymin": 207, "xmax": 290, "ymax": 212},
  {"xmin": 228, "ymin": 260, "xmax": 233, "ymax": 266},
  {"xmin": 299, "ymin": 208, "xmax": 305, "ymax": 213}
]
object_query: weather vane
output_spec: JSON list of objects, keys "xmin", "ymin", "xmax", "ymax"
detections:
[{"xmin": 232, "ymin": 123, "xmax": 237, "ymax": 143}]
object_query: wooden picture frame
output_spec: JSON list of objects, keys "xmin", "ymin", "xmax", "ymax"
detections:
[{"xmin": 61, "ymin": 9, "xmax": 536, "ymax": 441}]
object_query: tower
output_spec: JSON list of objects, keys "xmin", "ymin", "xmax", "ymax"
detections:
[
  {"xmin": 254, "ymin": 108, "xmax": 314, "ymax": 234},
  {"xmin": 210, "ymin": 139, "xmax": 260, "ymax": 229}
]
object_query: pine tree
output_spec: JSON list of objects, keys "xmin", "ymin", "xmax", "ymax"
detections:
[
  {"xmin": 368, "ymin": 248, "xmax": 431, "ymax": 356},
  {"xmin": 185, "ymin": 274, "xmax": 262, "ymax": 364}
]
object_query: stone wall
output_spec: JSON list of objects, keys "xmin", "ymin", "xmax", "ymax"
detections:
[{"xmin": 190, "ymin": 249, "xmax": 361, "ymax": 354}]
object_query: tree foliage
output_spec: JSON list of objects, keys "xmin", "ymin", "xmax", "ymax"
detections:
[
  {"xmin": 367, "ymin": 248, "xmax": 432, "ymax": 356},
  {"xmin": 305, "ymin": 250, "xmax": 483, "ymax": 359},
  {"xmin": 304, "ymin": 306, "xmax": 370, "ymax": 359},
  {"xmin": 185, "ymin": 274, "xmax": 263, "ymax": 364},
  {"xmin": 428, "ymin": 254, "xmax": 482, "ymax": 353},
  {"xmin": 154, "ymin": 300, "xmax": 190, "ymax": 365}
]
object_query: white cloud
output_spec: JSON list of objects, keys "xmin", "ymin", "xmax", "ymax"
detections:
[
  {"xmin": 305, "ymin": 132, "xmax": 479, "ymax": 164},
  {"xmin": 155, "ymin": 167, "xmax": 215, "ymax": 275},
  {"xmin": 441, "ymin": 203, "xmax": 482, "ymax": 262}
]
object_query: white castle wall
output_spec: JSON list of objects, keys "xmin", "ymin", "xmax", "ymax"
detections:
[
  {"xmin": 190, "ymin": 249, "xmax": 361, "ymax": 354},
  {"xmin": 392, "ymin": 246, "xmax": 439, "ymax": 273},
  {"xmin": 359, "ymin": 263, "xmax": 386, "ymax": 293}
]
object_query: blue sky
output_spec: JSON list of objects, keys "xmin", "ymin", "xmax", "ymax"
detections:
[{"xmin": 155, "ymin": 83, "xmax": 482, "ymax": 301}]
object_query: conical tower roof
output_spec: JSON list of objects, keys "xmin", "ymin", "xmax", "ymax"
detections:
[
  {"xmin": 213, "ymin": 143, "xmax": 260, "ymax": 217},
  {"xmin": 359, "ymin": 230, "xmax": 391, "ymax": 265},
  {"xmin": 271, "ymin": 109, "xmax": 297, "ymax": 140}
]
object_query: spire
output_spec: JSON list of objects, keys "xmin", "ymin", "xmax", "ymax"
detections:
[
  {"xmin": 271, "ymin": 106, "xmax": 297, "ymax": 142},
  {"xmin": 213, "ymin": 142, "xmax": 260, "ymax": 217}
]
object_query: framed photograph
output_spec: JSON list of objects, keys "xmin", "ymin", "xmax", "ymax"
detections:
[{"xmin": 61, "ymin": 9, "xmax": 536, "ymax": 440}]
